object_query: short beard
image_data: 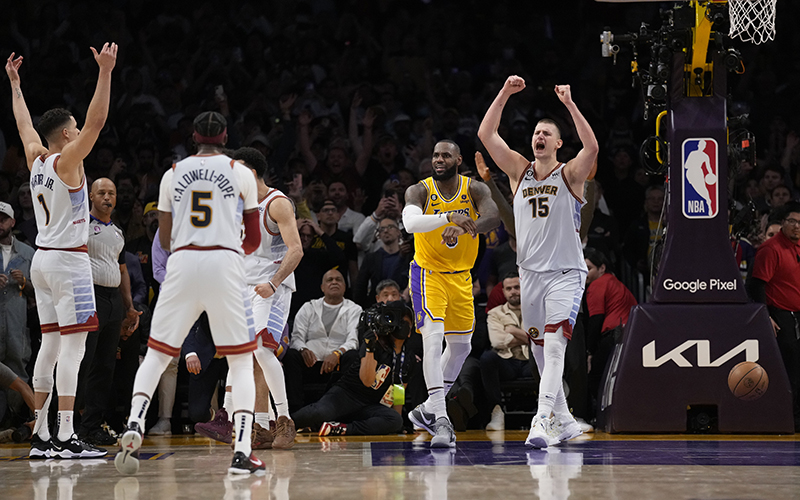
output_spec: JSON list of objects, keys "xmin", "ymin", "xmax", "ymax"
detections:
[{"xmin": 431, "ymin": 166, "xmax": 457, "ymax": 181}]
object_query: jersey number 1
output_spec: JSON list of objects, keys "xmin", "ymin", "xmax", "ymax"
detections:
[
  {"xmin": 529, "ymin": 197, "xmax": 549, "ymax": 218},
  {"xmin": 37, "ymin": 194, "xmax": 51, "ymax": 225},
  {"xmin": 191, "ymin": 191, "xmax": 212, "ymax": 227}
]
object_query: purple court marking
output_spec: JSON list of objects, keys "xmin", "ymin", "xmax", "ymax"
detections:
[{"xmin": 368, "ymin": 441, "xmax": 800, "ymax": 467}]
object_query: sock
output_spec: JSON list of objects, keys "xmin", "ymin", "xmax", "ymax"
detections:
[
  {"xmin": 537, "ymin": 330, "xmax": 569, "ymax": 418},
  {"xmin": 254, "ymin": 347, "xmax": 290, "ymax": 418},
  {"xmin": 255, "ymin": 412, "xmax": 271, "ymax": 429},
  {"xmin": 232, "ymin": 411, "xmax": 254, "ymax": 455},
  {"xmin": 130, "ymin": 394, "xmax": 151, "ymax": 428},
  {"xmin": 224, "ymin": 389, "xmax": 233, "ymax": 414},
  {"xmin": 267, "ymin": 395, "xmax": 276, "ymax": 422},
  {"xmin": 56, "ymin": 411, "xmax": 74, "ymax": 441},
  {"xmin": 420, "ymin": 321, "xmax": 447, "ymax": 420},
  {"xmin": 34, "ymin": 407, "xmax": 50, "ymax": 441}
]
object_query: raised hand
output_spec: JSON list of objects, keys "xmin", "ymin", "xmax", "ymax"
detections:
[
  {"xmin": 502, "ymin": 75, "xmax": 526, "ymax": 95},
  {"xmin": 475, "ymin": 151, "xmax": 491, "ymax": 182},
  {"xmin": 90, "ymin": 42, "xmax": 118, "ymax": 72},
  {"xmin": 554, "ymin": 84, "xmax": 572, "ymax": 105},
  {"xmin": 6, "ymin": 53, "xmax": 23, "ymax": 85}
]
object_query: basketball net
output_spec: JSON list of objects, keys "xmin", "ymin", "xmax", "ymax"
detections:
[{"xmin": 728, "ymin": 0, "xmax": 777, "ymax": 44}]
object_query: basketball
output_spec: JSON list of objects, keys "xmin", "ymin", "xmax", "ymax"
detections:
[
  {"xmin": 727, "ymin": 361, "xmax": 769, "ymax": 401},
  {"xmin": 705, "ymin": 173, "xmax": 717, "ymax": 184}
]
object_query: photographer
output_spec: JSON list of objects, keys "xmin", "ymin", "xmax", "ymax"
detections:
[{"xmin": 293, "ymin": 301, "xmax": 420, "ymax": 436}]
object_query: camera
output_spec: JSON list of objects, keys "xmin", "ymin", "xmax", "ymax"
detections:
[{"xmin": 360, "ymin": 301, "xmax": 411, "ymax": 341}]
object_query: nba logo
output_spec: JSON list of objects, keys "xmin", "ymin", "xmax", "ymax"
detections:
[{"xmin": 681, "ymin": 138, "xmax": 718, "ymax": 219}]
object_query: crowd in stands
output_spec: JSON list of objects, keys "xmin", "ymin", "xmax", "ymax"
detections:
[{"xmin": 2, "ymin": 0, "xmax": 800, "ymax": 439}]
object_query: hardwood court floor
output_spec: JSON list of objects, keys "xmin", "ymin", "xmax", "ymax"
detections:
[{"xmin": 2, "ymin": 430, "xmax": 799, "ymax": 499}]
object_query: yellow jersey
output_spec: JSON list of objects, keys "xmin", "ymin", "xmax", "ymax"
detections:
[{"xmin": 412, "ymin": 175, "xmax": 479, "ymax": 272}]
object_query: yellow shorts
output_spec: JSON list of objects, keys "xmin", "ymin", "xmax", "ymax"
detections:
[{"xmin": 409, "ymin": 261, "xmax": 475, "ymax": 336}]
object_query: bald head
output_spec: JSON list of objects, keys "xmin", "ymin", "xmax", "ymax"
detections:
[{"xmin": 90, "ymin": 177, "xmax": 117, "ymax": 220}]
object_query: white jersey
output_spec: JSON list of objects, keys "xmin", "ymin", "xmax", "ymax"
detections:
[
  {"xmin": 513, "ymin": 162, "xmax": 587, "ymax": 273},
  {"xmin": 158, "ymin": 154, "xmax": 258, "ymax": 253},
  {"xmin": 30, "ymin": 153, "xmax": 90, "ymax": 249},
  {"xmin": 244, "ymin": 188, "xmax": 296, "ymax": 291}
]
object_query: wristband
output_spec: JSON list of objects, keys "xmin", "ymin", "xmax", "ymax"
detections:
[
  {"xmin": 446, "ymin": 212, "xmax": 452, "ymax": 223},
  {"xmin": 18, "ymin": 276, "xmax": 26, "ymax": 290},
  {"xmin": 333, "ymin": 350, "xmax": 341, "ymax": 358},
  {"xmin": 268, "ymin": 280, "xmax": 277, "ymax": 292}
]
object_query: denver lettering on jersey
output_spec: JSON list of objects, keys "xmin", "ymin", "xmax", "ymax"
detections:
[
  {"xmin": 30, "ymin": 173, "xmax": 55, "ymax": 191},
  {"xmin": 174, "ymin": 168, "xmax": 235, "ymax": 201},
  {"xmin": 521, "ymin": 185, "xmax": 559, "ymax": 198}
]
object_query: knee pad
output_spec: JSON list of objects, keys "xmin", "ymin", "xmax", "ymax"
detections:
[{"xmin": 33, "ymin": 375, "xmax": 54, "ymax": 393}]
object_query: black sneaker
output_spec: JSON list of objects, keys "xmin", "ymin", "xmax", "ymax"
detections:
[
  {"xmin": 409, "ymin": 404, "xmax": 436, "ymax": 434},
  {"xmin": 29, "ymin": 434, "xmax": 51, "ymax": 459},
  {"xmin": 228, "ymin": 451, "xmax": 266, "ymax": 475},
  {"xmin": 82, "ymin": 427, "xmax": 118, "ymax": 446},
  {"xmin": 114, "ymin": 422, "xmax": 143, "ymax": 476},
  {"xmin": 50, "ymin": 435, "xmax": 108, "ymax": 459}
]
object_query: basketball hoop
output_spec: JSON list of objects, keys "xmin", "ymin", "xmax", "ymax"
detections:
[{"xmin": 728, "ymin": 0, "xmax": 777, "ymax": 44}]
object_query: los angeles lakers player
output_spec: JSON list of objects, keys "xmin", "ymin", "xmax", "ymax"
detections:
[
  {"xmin": 479, "ymin": 78, "xmax": 598, "ymax": 448},
  {"xmin": 403, "ymin": 140, "xmax": 499, "ymax": 447}
]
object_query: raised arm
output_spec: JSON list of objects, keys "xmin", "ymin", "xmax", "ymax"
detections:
[
  {"xmin": 556, "ymin": 85, "xmax": 599, "ymax": 197},
  {"xmin": 59, "ymin": 43, "xmax": 118, "ymax": 176},
  {"xmin": 5, "ymin": 53, "xmax": 46, "ymax": 168},
  {"xmin": 477, "ymin": 76, "xmax": 531, "ymax": 190}
]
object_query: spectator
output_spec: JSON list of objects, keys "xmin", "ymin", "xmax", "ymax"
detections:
[
  {"xmin": 291, "ymin": 218, "xmax": 347, "ymax": 319},
  {"xmin": 583, "ymin": 247, "xmax": 637, "ymax": 418},
  {"xmin": 315, "ymin": 199, "xmax": 359, "ymax": 288},
  {"xmin": 622, "ymin": 185, "xmax": 665, "ymax": 274},
  {"xmin": 481, "ymin": 272, "xmax": 530, "ymax": 431},
  {"xmin": 327, "ymin": 181, "xmax": 365, "ymax": 235},
  {"xmin": 294, "ymin": 301, "xmax": 420, "ymax": 436},
  {"xmin": 0, "ymin": 202, "xmax": 35, "ymax": 426},
  {"xmin": 353, "ymin": 218, "xmax": 412, "ymax": 307},
  {"xmin": 126, "ymin": 202, "xmax": 160, "ymax": 306},
  {"xmin": 749, "ymin": 201, "xmax": 800, "ymax": 431},
  {"xmin": 111, "ymin": 173, "xmax": 145, "ymax": 241},
  {"xmin": 283, "ymin": 269, "xmax": 362, "ymax": 413}
]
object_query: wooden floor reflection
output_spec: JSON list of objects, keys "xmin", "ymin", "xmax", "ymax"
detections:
[{"xmin": 2, "ymin": 431, "xmax": 799, "ymax": 499}]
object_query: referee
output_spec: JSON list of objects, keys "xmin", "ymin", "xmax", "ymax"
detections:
[{"xmin": 77, "ymin": 178, "xmax": 141, "ymax": 445}]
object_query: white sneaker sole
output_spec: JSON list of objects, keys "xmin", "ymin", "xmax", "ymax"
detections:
[
  {"xmin": 525, "ymin": 430, "xmax": 549, "ymax": 449},
  {"xmin": 409, "ymin": 408, "xmax": 435, "ymax": 435},
  {"xmin": 114, "ymin": 431, "xmax": 142, "ymax": 475}
]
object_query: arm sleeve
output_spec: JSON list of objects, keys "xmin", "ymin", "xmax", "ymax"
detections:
[
  {"xmin": 747, "ymin": 277, "xmax": 768, "ymax": 304},
  {"xmin": 157, "ymin": 169, "xmax": 174, "ymax": 212},
  {"xmin": 402, "ymin": 204, "xmax": 450, "ymax": 234}
]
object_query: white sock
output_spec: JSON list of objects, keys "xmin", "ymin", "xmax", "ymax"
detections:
[
  {"xmin": 255, "ymin": 412, "xmax": 271, "ymax": 428},
  {"xmin": 254, "ymin": 347, "xmax": 290, "ymax": 418},
  {"xmin": 128, "ymin": 349, "xmax": 173, "ymax": 428},
  {"xmin": 228, "ymin": 353, "xmax": 255, "ymax": 456},
  {"xmin": 224, "ymin": 389, "xmax": 233, "ymax": 414},
  {"xmin": 420, "ymin": 321, "xmax": 447, "ymax": 420},
  {"xmin": 56, "ymin": 411, "xmax": 74, "ymax": 441},
  {"xmin": 232, "ymin": 411, "xmax": 254, "ymax": 456},
  {"xmin": 34, "ymin": 406, "xmax": 51, "ymax": 441},
  {"xmin": 130, "ymin": 394, "xmax": 151, "ymax": 428}
]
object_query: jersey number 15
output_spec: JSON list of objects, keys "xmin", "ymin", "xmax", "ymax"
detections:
[{"xmin": 529, "ymin": 197, "xmax": 550, "ymax": 218}]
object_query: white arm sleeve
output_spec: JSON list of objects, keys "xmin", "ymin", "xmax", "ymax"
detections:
[{"xmin": 402, "ymin": 204, "xmax": 450, "ymax": 233}]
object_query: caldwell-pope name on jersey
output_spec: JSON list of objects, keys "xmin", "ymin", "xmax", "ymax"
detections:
[
  {"xmin": 173, "ymin": 168, "xmax": 236, "ymax": 201},
  {"xmin": 30, "ymin": 172, "xmax": 55, "ymax": 191}
]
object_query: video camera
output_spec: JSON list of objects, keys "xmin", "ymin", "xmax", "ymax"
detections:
[{"xmin": 360, "ymin": 301, "xmax": 412, "ymax": 341}]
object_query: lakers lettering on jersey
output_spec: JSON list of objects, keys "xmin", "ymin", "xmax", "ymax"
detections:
[
  {"xmin": 157, "ymin": 154, "xmax": 258, "ymax": 253},
  {"xmin": 30, "ymin": 153, "xmax": 90, "ymax": 249},
  {"xmin": 412, "ymin": 175, "xmax": 479, "ymax": 273}
]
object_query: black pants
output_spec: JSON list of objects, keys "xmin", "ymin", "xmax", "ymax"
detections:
[
  {"xmin": 479, "ymin": 350, "xmax": 531, "ymax": 407},
  {"xmin": 768, "ymin": 306, "xmax": 800, "ymax": 427},
  {"xmin": 283, "ymin": 348, "xmax": 358, "ymax": 413},
  {"xmin": 76, "ymin": 285, "xmax": 123, "ymax": 434},
  {"xmin": 293, "ymin": 385, "xmax": 402, "ymax": 435},
  {"xmin": 188, "ymin": 357, "xmax": 228, "ymax": 423}
]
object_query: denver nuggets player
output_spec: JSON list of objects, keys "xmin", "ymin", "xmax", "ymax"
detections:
[
  {"xmin": 479, "ymin": 78, "xmax": 598, "ymax": 448},
  {"xmin": 6, "ymin": 45, "xmax": 117, "ymax": 459},
  {"xmin": 115, "ymin": 112, "xmax": 263, "ymax": 475},
  {"xmin": 403, "ymin": 140, "xmax": 499, "ymax": 447}
]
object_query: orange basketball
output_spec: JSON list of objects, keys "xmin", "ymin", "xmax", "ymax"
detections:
[{"xmin": 727, "ymin": 361, "xmax": 769, "ymax": 401}]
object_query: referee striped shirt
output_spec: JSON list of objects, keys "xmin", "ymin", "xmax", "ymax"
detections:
[{"xmin": 88, "ymin": 215, "xmax": 125, "ymax": 288}]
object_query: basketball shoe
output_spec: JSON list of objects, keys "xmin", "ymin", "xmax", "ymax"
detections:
[
  {"xmin": 29, "ymin": 434, "xmax": 52, "ymax": 459},
  {"xmin": 430, "ymin": 418, "xmax": 456, "ymax": 448},
  {"xmin": 409, "ymin": 403, "xmax": 436, "ymax": 434},
  {"xmin": 525, "ymin": 414, "xmax": 553, "ymax": 449},
  {"xmin": 114, "ymin": 422, "xmax": 143, "ymax": 475},
  {"xmin": 550, "ymin": 415, "xmax": 583, "ymax": 444},
  {"xmin": 319, "ymin": 422, "xmax": 347, "ymax": 436},
  {"xmin": 251, "ymin": 422, "xmax": 274, "ymax": 450},
  {"xmin": 195, "ymin": 408, "xmax": 233, "ymax": 444},
  {"xmin": 50, "ymin": 435, "xmax": 108, "ymax": 459},
  {"xmin": 228, "ymin": 451, "xmax": 266, "ymax": 475},
  {"xmin": 272, "ymin": 416, "xmax": 296, "ymax": 450}
]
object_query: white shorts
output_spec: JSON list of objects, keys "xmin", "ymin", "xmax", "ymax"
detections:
[
  {"xmin": 148, "ymin": 250, "xmax": 256, "ymax": 357},
  {"xmin": 30, "ymin": 249, "xmax": 98, "ymax": 335},
  {"xmin": 519, "ymin": 267, "xmax": 585, "ymax": 346},
  {"xmin": 248, "ymin": 284, "xmax": 292, "ymax": 355}
]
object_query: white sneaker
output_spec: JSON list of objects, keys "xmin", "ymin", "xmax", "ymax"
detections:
[
  {"xmin": 147, "ymin": 419, "xmax": 171, "ymax": 436},
  {"xmin": 525, "ymin": 414, "xmax": 552, "ymax": 449},
  {"xmin": 551, "ymin": 416, "xmax": 583, "ymax": 444},
  {"xmin": 575, "ymin": 417, "xmax": 594, "ymax": 433},
  {"xmin": 486, "ymin": 405, "xmax": 505, "ymax": 431}
]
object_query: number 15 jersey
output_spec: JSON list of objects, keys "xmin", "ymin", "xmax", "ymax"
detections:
[
  {"xmin": 513, "ymin": 162, "xmax": 587, "ymax": 273},
  {"xmin": 158, "ymin": 154, "xmax": 258, "ymax": 253}
]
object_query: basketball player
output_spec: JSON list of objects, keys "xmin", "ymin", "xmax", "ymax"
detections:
[
  {"xmin": 233, "ymin": 146, "xmax": 303, "ymax": 449},
  {"xmin": 114, "ymin": 112, "xmax": 264, "ymax": 475},
  {"xmin": 478, "ymin": 77, "xmax": 598, "ymax": 448},
  {"xmin": 403, "ymin": 140, "xmax": 499, "ymax": 447},
  {"xmin": 6, "ymin": 44, "xmax": 117, "ymax": 459}
]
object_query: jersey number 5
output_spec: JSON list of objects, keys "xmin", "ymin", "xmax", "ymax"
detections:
[
  {"xmin": 191, "ymin": 191, "xmax": 213, "ymax": 227},
  {"xmin": 529, "ymin": 197, "xmax": 549, "ymax": 218}
]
